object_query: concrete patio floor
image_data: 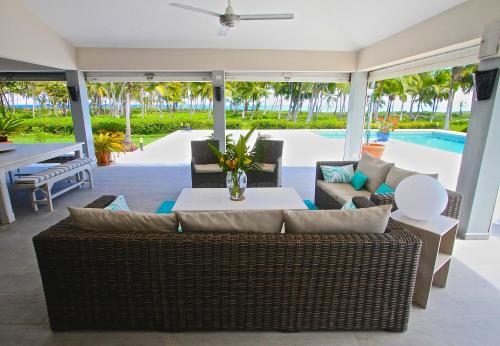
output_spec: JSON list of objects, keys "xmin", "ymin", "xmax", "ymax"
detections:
[
  {"xmin": 117, "ymin": 130, "xmax": 463, "ymax": 190},
  {"xmin": 1, "ymin": 160, "xmax": 500, "ymax": 345}
]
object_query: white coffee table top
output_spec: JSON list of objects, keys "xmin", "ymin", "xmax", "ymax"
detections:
[{"xmin": 172, "ymin": 187, "xmax": 307, "ymax": 212}]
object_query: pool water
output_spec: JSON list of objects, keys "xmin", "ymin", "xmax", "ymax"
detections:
[{"xmin": 314, "ymin": 131, "xmax": 465, "ymax": 154}]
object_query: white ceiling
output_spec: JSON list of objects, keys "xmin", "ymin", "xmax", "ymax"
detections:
[{"xmin": 21, "ymin": 0, "xmax": 466, "ymax": 51}]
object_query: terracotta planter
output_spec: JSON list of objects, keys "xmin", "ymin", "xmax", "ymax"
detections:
[
  {"xmin": 362, "ymin": 143, "xmax": 386, "ymax": 158},
  {"xmin": 0, "ymin": 136, "xmax": 12, "ymax": 143},
  {"xmin": 96, "ymin": 152, "xmax": 110, "ymax": 166}
]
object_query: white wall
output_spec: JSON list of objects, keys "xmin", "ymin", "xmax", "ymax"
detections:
[
  {"xmin": 76, "ymin": 48, "xmax": 356, "ymax": 72},
  {"xmin": 0, "ymin": 0, "xmax": 76, "ymax": 69},
  {"xmin": 357, "ymin": 0, "xmax": 500, "ymax": 71}
]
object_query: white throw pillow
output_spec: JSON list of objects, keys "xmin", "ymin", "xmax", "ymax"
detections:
[{"xmin": 320, "ymin": 164, "xmax": 355, "ymax": 183}]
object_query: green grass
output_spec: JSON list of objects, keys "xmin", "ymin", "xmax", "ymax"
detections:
[{"xmin": 8, "ymin": 134, "xmax": 162, "ymax": 147}]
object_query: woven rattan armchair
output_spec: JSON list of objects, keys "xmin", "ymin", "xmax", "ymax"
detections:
[
  {"xmin": 315, "ymin": 161, "xmax": 462, "ymax": 219},
  {"xmin": 191, "ymin": 139, "xmax": 226, "ymax": 188},
  {"xmin": 33, "ymin": 195, "xmax": 421, "ymax": 332},
  {"xmin": 247, "ymin": 140, "xmax": 283, "ymax": 187}
]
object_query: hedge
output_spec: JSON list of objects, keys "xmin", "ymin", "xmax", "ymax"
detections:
[{"xmin": 19, "ymin": 116, "xmax": 467, "ymax": 135}]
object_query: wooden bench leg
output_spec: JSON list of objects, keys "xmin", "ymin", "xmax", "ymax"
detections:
[
  {"xmin": 30, "ymin": 189, "xmax": 38, "ymax": 212},
  {"xmin": 86, "ymin": 167, "xmax": 94, "ymax": 189},
  {"xmin": 41, "ymin": 183, "xmax": 54, "ymax": 212}
]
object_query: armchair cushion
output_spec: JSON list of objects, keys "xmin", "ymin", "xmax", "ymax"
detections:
[
  {"xmin": 317, "ymin": 180, "xmax": 371, "ymax": 205},
  {"xmin": 260, "ymin": 163, "xmax": 276, "ymax": 173},
  {"xmin": 357, "ymin": 153, "xmax": 394, "ymax": 192},
  {"xmin": 194, "ymin": 163, "xmax": 223, "ymax": 173}
]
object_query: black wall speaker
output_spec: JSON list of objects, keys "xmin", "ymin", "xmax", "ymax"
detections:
[
  {"xmin": 214, "ymin": 86, "xmax": 222, "ymax": 102},
  {"xmin": 474, "ymin": 68, "xmax": 498, "ymax": 101},
  {"xmin": 67, "ymin": 86, "xmax": 79, "ymax": 102}
]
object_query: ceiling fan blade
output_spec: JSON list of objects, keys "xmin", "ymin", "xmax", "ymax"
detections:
[
  {"xmin": 239, "ymin": 14, "xmax": 294, "ymax": 20},
  {"xmin": 169, "ymin": 3, "xmax": 221, "ymax": 17},
  {"xmin": 219, "ymin": 26, "xmax": 230, "ymax": 36}
]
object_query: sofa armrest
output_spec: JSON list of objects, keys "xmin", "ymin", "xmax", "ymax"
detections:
[
  {"xmin": 352, "ymin": 196, "xmax": 376, "ymax": 209},
  {"xmin": 315, "ymin": 161, "xmax": 358, "ymax": 182},
  {"xmin": 370, "ymin": 189, "xmax": 463, "ymax": 219}
]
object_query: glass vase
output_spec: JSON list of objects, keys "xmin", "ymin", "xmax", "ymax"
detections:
[{"xmin": 227, "ymin": 169, "xmax": 247, "ymax": 201}]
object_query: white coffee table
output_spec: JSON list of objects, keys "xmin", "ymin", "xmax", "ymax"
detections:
[{"xmin": 172, "ymin": 187, "xmax": 308, "ymax": 212}]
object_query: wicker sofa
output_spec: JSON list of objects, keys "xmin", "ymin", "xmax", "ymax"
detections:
[
  {"xmin": 191, "ymin": 139, "xmax": 284, "ymax": 188},
  {"xmin": 33, "ymin": 195, "xmax": 421, "ymax": 332},
  {"xmin": 315, "ymin": 161, "xmax": 463, "ymax": 219}
]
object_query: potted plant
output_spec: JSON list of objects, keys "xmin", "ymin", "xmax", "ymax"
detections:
[
  {"xmin": 208, "ymin": 126, "xmax": 263, "ymax": 201},
  {"xmin": 361, "ymin": 108, "xmax": 386, "ymax": 158},
  {"xmin": 376, "ymin": 116, "xmax": 398, "ymax": 142},
  {"xmin": 0, "ymin": 106, "xmax": 24, "ymax": 143},
  {"xmin": 93, "ymin": 131, "xmax": 125, "ymax": 166}
]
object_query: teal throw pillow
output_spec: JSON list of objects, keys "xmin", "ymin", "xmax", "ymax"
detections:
[
  {"xmin": 104, "ymin": 195, "xmax": 131, "ymax": 211},
  {"xmin": 320, "ymin": 164, "xmax": 354, "ymax": 183},
  {"xmin": 350, "ymin": 170, "xmax": 368, "ymax": 190},
  {"xmin": 375, "ymin": 183, "xmax": 395, "ymax": 194}
]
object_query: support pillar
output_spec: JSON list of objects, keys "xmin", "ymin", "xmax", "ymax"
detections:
[
  {"xmin": 66, "ymin": 70, "xmax": 95, "ymax": 160},
  {"xmin": 456, "ymin": 22, "xmax": 500, "ymax": 239},
  {"xmin": 212, "ymin": 70, "xmax": 226, "ymax": 152},
  {"xmin": 343, "ymin": 72, "xmax": 368, "ymax": 161}
]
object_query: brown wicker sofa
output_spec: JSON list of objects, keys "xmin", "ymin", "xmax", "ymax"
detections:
[
  {"xmin": 315, "ymin": 161, "xmax": 463, "ymax": 219},
  {"xmin": 33, "ymin": 196, "xmax": 421, "ymax": 333}
]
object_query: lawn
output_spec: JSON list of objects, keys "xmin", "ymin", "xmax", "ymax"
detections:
[{"xmin": 8, "ymin": 134, "xmax": 162, "ymax": 146}]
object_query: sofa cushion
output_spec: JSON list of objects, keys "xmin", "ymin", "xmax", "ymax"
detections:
[
  {"xmin": 260, "ymin": 163, "xmax": 276, "ymax": 173},
  {"xmin": 194, "ymin": 164, "xmax": 223, "ymax": 173},
  {"xmin": 320, "ymin": 164, "xmax": 354, "ymax": 183},
  {"xmin": 68, "ymin": 207, "xmax": 178, "ymax": 232},
  {"xmin": 356, "ymin": 153, "xmax": 394, "ymax": 192},
  {"xmin": 284, "ymin": 205, "xmax": 392, "ymax": 234},
  {"xmin": 385, "ymin": 166, "xmax": 439, "ymax": 189},
  {"xmin": 176, "ymin": 210, "xmax": 283, "ymax": 233},
  {"xmin": 317, "ymin": 180, "xmax": 371, "ymax": 205},
  {"xmin": 350, "ymin": 170, "xmax": 368, "ymax": 190}
]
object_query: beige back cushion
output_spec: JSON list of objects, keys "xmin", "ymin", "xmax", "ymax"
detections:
[
  {"xmin": 356, "ymin": 153, "xmax": 394, "ymax": 192},
  {"xmin": 176, "ymin": 210, "xmax": 284, "ymax": 233},
  {"xmin": 385, "ymin": 166, "xmax": 439, "ymax": 189},
  {"xmin": 284, "ymin": 205, "xmax": 392, "ymax": 234},
  {"xmin": 68, "ymin": 207, "xmax": 178, "ymax": 232}
]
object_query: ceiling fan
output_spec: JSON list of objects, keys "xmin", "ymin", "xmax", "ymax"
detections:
[{"xmin": 169, "ymin": 0, "xmax": 294, "ymax": 36}]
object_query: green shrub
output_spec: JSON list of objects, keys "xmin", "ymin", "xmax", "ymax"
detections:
[{"xmin": 20, "ymin": 115, "xmax": 469, "ymax": 135}]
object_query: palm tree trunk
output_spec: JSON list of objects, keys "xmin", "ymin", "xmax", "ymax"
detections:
[
  {"xmin": 124, "ymin": 90, "xmax": 132, "ymax": 147},
  {"xmin": 444, "ymin": 84, "xmax": 455, "ymax": 130}
]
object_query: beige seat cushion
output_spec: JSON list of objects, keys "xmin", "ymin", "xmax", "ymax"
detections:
[
  {"xmin": 385, "ymin": 166, "xmax": 439, "ymax": 189},
  {"xmin": 194, "ymin": 164, "xmax": 223, "ymax": 173},
  {"xmin": 284, "ymin": 205, "xmax": 392, "ymax": 234},
  {"xmin": 317, "ymin": 180, "xmax": 371, "ymax": 205},
  {"xmin": 356, "ymin": 153, "xmax": 394, "ymax": 192},
  {"xmin": 176, "ymin": 210, "xmax": 283, "ymax": 233},
  {"xmin": 260, "ymin": 163, "xmax": 276, "ymax": 173},
  {"xmin": 68, "ymin": 207, "xmax": 178, "ymax": 232}
]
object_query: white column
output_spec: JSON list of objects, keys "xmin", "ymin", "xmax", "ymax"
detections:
[
  {"xmin": 343, "ymin": 72, "xmax": 368, "ymax": 160},
  {"xmin": 66, "ymin": 70, "xmax": 95, "ymax": 159},
  {"xmin": 212, "ymin": 70, "xmax": 226, "ymax": 152},
  {"xmin": 456, "ymin": 23, "xmax": 500, "ymax": 239}
]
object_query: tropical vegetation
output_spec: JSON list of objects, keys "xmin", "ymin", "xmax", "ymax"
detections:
[{"xmin": 0, "ymin": 64, "xmax": 477, "ymax": 145}]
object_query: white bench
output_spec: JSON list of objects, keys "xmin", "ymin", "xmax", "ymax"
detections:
[{"xmin": 14, "ymin": 158, "xmax": 94, "ymax": 212}]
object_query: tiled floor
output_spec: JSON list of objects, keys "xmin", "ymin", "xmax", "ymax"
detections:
[{"xmin": 0, "ymin": 164, "xmax": 499, "ymax": 346}]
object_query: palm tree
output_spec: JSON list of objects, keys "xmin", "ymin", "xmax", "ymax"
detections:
[
  {"xmin": 430, "ymin": 70, "xmax": 450, "ymax": 121},
  {"xmin": 402, "ymin": 76, "xmax": 419, "ymax": 119}
]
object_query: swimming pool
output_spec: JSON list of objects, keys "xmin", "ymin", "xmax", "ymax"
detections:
[{"xmin": 314, "ymin": 130, "xmax": 465, "ymax": 154}]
